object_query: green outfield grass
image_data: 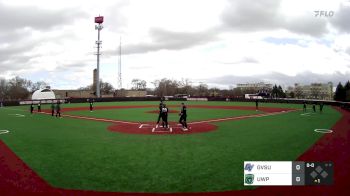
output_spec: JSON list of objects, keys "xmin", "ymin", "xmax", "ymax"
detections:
[{"xmin": 0, "ymin": 101, "xmax": 341, "ymax": 193}]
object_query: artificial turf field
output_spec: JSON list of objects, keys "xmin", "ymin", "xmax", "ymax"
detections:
[{"xmin": 0, "ymin": 101, "xmax": 343, "ymax": 194}]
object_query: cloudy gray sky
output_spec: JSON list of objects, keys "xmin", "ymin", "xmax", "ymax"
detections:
[{"xmin": 0, "ymin": 0, "xmax": 349, "ymax": 89}]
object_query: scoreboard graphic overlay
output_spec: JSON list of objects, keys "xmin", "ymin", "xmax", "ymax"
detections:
[{"xmin": 244, "ymin": 161, "xmax": 333, "ymax": 186}]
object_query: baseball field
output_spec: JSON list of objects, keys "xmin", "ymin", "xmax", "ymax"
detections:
[{"xmin": 0, "ymin": 101, "xmax": 349, "ymax": 195}]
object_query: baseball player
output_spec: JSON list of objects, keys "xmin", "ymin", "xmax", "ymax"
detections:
[
  {"xmin": 56, "ymin": 102, "xmax": 61, "ymax": 118},
  {"xmin": 51, "ymin": 102, "xmax": 55, "ymax": 116},
  {"xmin": 319, "ymin": 102, "xmax": 324, "ymax": 113},
  {"xmin": 30, "ymin": 103, "xmax": 34, "ymax": 114},
  {"xmin": 156, "ymin": 100, "xmax": 164, "ymax": 125},
  {"xmin": 89, "ymin": 99, "xmax": 94, "ymax": 112},
  {"xmin": 179, "ymin": 103, "xmax": 188, "ymax": 131},
  {"xmin": 37, "ymin": 102, "xmax": 41, "ymax": 112},
  {"xmin": 161, "ymin": 104, "xmax": 169, "ymax": 128}
]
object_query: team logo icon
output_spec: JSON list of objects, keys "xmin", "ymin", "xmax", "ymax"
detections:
[
  {"xmin": 245, "ymin": 174, "xmax": 255, "ymax": 185},
  {"xmin": 244, "ymin": 163, "xmax": 254, "ymax": 172}
]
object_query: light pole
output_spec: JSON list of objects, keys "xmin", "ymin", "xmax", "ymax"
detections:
[{"xmin": 95, "ymin": 16, "xmax": 104, "ymax": 98}]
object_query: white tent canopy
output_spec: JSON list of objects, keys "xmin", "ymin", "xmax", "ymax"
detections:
[{"xmin": 32, "ymin": 89, "xmax": 56, "ymax": 100}]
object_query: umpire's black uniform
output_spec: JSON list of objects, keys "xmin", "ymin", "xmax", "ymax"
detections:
[
  {"xmin": 161, "ymin": 106, "xmax": 169, "ymax": 128},
  {"xmin": 38, "ymin": 103, "xmax": 41, "ymax": 112},
  {"xmin": 90, "ymin": 102, "xmax": 93, "ymax": 111},
  {"xmin": 56, "ymin": 103, "xmax": 61, "ymax": 117},
  {"xmin": 30, "ymin": 104, "xmax": 34, "ymax": 114},
  {"xmin": 157, "ymin": 101, "xmax": 163, "ymax": 124},
  {"xmin": 179, "ymin": 104, "xmax": 188, "ymax": 129}
]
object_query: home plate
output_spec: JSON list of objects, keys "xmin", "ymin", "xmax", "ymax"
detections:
[{"xmin": 152, "ymin": 127, "xmax": 173, "ymax": 133}]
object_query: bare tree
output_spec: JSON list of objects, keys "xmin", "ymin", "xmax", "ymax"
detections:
[
  {"xmin": 197, "ymin": 83, "xmax": 209, "ymax": 96},
  {"xmin": 78, "ymin": 80, "xmax": 114, "ymax": 95},
  {"xmin": 294, "ymin": 85, "xmax": 304, "ymax": 98},
  {"xmin": 0, "ymin": 78, "xmax": 9, "ymax": 100},
  {"xmin": 232, "ymin": 87, "xmax": 244, "ymax": 97},
  {"xmin": 152, "ymin": 78, "xmax": 180, "ymax": 96},
  {"xmin": 131, "ymin": 79, "xmax": 147, "ymax": 90},
  {"xmin": 7, "ymin": 76, "xmax": 31, "ymax": 100},
  {"xmin": 30, "ymin": 81, "xmax": 49, "ymax": 92}
]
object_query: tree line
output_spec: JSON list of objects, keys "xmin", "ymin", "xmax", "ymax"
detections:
[
  {"xmin": 146, "ymin": 78, "xmax": 283, "ymax": 98},
  {"xmin": 0, "ymin": 76, "xmax": 48, "ymax": 100},
  {"xmin": 334, "ymin": 81, "xmax": 350, "ymax": 102},
  {"xmin": 78, "ymin": 80, "xmax": 114, "ymax": 95},
  {"xmin": 1, "ymin": 76, "xmax": 349, "ymax": 101}
]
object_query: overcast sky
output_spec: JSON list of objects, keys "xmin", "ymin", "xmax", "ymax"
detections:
[{"xmin": 1, "ymin": 0, "xmax": 350, "ymax": 89}]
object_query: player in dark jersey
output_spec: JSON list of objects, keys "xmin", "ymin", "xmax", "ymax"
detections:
[
  {"xmin": 56, "ymin": 102, "xmax": 61, "ymax": 118},
  {"xmin": 312, "ymin": 103, "xmax": 316, "ymax": 112},
  {"xmin": 51, "ymin": 102, "xmax": 55, "ymax": 116},
  {"xmin": 156, "ymin": 100, "xmax": 164, "ymax": 125},
  {"xmin": 161, "ymin": 104, "xmax": 169, "ymax": 128},
  {"xmin": 179, "ymin": 103, "xmax": 188, "ymax": 131},
  {"xmin": 89, "ymin": 98, "xmax": 94, "ymax": 112},
  {"xmin": 30, "ymin": 103, "xmax": 34, "ymax": 114},
  {"xmin": 319, "ymin": 102, "xmax": 324, "ymax": 113},
  {"xmin": 37, "ymin": 102, "xmax": 41, "ymax": 112},
  {"xmin": 255, "ymin": 99, "xmax": 259, "ymax": 111},
  {"xmin": 303, "ymin": 101, "xmax": 307, "ymax": 112}
]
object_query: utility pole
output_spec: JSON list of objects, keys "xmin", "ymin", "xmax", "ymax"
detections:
[{"xmin": 94, "ymin": 16, "xmax": 104, "ymax": 97}]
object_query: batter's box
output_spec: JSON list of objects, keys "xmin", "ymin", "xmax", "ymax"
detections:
[
  {"xmin": 138, "ymin": 123, "xmax": 190, "ymax": 133},
  {"xmin": 138, "ymin": 124, "xmax": 154, "ymax": 129},
  {"xmin": 152, "ymin": 127, "xmax": 173, "ymax": 133},
  {"xmin": 171, "ymin": 125, "xmax": 190, "ymax": 131}
]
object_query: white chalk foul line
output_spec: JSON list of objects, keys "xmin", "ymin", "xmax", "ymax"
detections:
[
  {"xmin": 0, "ymin": 130, "xmax": 10, "ymax": 134},
  {"xmin": 8, "ymin": 114, "xmax": 25, "ymax": 117},
  {"xmin": 62, "ymin": 114, "xmax": 139, "ymax": 125},
  {"xmin": 189, "ymin": 110, "xmax": 297, "ymax": 125},
  {"xmin": 300, "ymin": 112, "xmax": 316, "ymax": 116}
]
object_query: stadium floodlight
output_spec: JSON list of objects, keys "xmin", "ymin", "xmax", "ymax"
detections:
[{"xmin": 94, "ymin": 16, "xmax": 104, "ymax": 98}]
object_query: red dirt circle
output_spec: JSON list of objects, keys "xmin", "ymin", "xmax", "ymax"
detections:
[{"xmin": 108, "ymin": 122, "xmax": 217, "ymax": 135}]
